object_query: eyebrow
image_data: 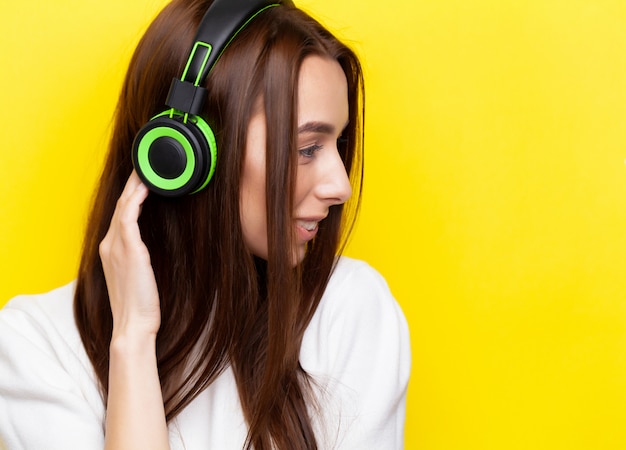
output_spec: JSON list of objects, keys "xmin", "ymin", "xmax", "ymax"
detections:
[
  {"xmin": 297, "ymin": 120, "xmax": 351, "ymax": 136},
  {"xmin": 297, "ymin": 121, "xmax": 336, "ymax": 135}
]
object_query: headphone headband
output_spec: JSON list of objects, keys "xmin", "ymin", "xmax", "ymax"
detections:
[{"xmin": 166, "ymin": 0, "xmax": 280, "ymax": 115}]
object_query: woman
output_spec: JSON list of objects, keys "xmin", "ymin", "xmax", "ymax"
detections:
[{"xmin": 0, "ymin": 0, "xmax": 410, "ymax": 448}]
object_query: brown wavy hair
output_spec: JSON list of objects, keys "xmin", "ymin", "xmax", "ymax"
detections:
[{"xmin": 74, "ymin": 0, "xmax": 364, "ymax": 448}]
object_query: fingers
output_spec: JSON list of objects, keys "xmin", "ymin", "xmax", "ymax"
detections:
[
  {"xmin": 100, "ymin": 171, "xmax": 150, "ymax": 265},
  {"xmin": 115, "ymin": 171, "xmax": 149, "ymax": 231},
  {"xmin": 100, "ymin": 171, "xmax": 161, "ymax": 336}
]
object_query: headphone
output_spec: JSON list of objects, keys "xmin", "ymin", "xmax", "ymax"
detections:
[{"xmin": 132, "ymin": 0, "xmax": 280, "ymax": 197}]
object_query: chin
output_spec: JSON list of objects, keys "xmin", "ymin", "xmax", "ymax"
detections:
[{"xmin": 290, "ymin": 245, "xmax": 306, "ymax": 267}]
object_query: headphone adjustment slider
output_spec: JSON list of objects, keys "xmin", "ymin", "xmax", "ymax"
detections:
[{"xmin": 166, "ymin": 78, "xmax": 208, "ymax": 116}]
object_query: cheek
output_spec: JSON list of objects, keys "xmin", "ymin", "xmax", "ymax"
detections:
[
  {"xmin": 240, "ymin": 115, "xmax": 268, "ymax": 258},
  {"xmin": 240, "ymin": 191, "xmax": 267, "ymax": 257},
  {"xmin": 293, "ymin": 167, "xmax": 311, "ymax": 207}
]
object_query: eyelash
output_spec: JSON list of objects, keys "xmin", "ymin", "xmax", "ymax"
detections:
[
  {"xmin": 298, "ymin": 144, "xmax": 322, "ymax": 159},
  {"xmin": 297, "ymin": 133, "xmax": 349, "ymax": 161}
]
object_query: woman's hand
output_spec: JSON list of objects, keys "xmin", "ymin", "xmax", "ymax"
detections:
[
  {"xmin": 99, "ymin": 171, "xmax": 161, "ymax": 338},
  {"xmin": 100, "ymin": 171, "xmax": 170, "ymax": 450}
]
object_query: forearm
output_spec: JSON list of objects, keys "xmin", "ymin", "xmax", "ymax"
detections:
[
  {"xmin": 100, "ymin": 172, "xmax": 168, "ymax": 448},
  {"xmin": 104, "ymin": 331, "xmax": 169, "ymax": 450}
]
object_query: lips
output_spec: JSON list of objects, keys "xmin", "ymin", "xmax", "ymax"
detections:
[{"xmin": 295, "ymin": 219, "xmax": 321, "ymax": 241}]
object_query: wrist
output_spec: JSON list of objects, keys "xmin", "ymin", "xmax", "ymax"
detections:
[{"xmin": 110, "ymin": 328, "xmax": 158, "ymax": 358}]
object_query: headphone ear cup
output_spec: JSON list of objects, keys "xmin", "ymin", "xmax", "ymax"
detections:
[{"xmin": 132, "ymin": 113, "xmax": 217, "ymax": 197}]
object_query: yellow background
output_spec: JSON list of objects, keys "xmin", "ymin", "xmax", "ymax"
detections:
[{"xmin": 2, "ymin": 0, "xmax": 626, "ymax": 448}]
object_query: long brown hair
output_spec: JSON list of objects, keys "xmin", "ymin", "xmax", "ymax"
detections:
[{"xmin": 74, "ymin": 0, "xmax": 364, "ymax": 448}]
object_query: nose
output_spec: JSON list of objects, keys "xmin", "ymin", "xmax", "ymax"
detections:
[{"xmin": 316, "ymin": 148, "xmax": 352, "ymax": 206}]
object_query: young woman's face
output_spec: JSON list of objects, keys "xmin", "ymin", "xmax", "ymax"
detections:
[{"xmin": 240, "ymin": 55, "xmax": 352, "ymax": 264}]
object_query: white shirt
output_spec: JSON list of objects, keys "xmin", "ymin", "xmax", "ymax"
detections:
[{"xmin": 0, "ymin": 257, "xmax": 411, "ymax": 449}]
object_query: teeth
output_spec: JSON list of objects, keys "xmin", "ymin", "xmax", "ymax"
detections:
[{"xmin": 299, "ymin": 221, "xmax": 318, "ymax": 231}]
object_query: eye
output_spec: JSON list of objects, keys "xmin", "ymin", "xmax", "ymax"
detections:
[{"xmin": 298, "ymin": 143, "xmax": 322, "ymax": 160}]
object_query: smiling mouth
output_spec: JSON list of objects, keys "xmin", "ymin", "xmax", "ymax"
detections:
[
  {"xmin": 298, "ymin": 220, "xmax": 319, "ymax": 231},
  {"xmin": 295, "ymin": 220, "xmax": 320, "ymax": 242}
]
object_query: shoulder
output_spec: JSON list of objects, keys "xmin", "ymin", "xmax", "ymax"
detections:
[
  {"xmin": 0, "ymin": 280, "xmax": 95, "ymax": 391},
  {"xmin": 300, "ymin": 257, "xmax": 411, "ymax": 448},
  {"xmin": 0, "ymin": 282, "xmax": 105, "ymax": 449},
  {"xmin": 310, "ymin": 256, "xmax": 409, "ymax": 344},
  {"xmin": 0, "ymin": 282, "xmax": 81, "ymax": 356},
  {"xmin": 326, "ymin": 256, "xmax": 389, "ymax": 293},
  {"xmin": 301, "ymin": 255, "xmax": 411, "ymax": 384},
  {"xmin": 1, "ymin": 281, "xmax": 77, "ymax": 326}
]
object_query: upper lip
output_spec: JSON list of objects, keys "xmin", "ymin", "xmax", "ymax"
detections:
[
  {"xmin": 294, "ymin": 214, "xmax": 327, "ymax": 223},
  {"xmin": 295, "ymin": 216, "xmax": 327, "ymax": 233}
]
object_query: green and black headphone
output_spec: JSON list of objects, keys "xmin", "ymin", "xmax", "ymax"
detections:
[{"xmin": 132, "ymin": 0, "xmax": 281, "ymax": 197}]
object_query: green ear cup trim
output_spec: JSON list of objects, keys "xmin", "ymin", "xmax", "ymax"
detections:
[
  {"xmin": 145, "ymin": 111, "xmax": 217, "ymax": 193},
  {"xmin": 137, "ymin": 127, "xmax": 196, "ymax": 191},
  {"xmin": 190, "ymin": 115, "xmax": 217, "ymax": 193}
]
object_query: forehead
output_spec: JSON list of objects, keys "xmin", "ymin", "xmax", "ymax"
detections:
[{"xmin": 296, "ymin": 55, "xmax": 349, "ymax": 129}]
